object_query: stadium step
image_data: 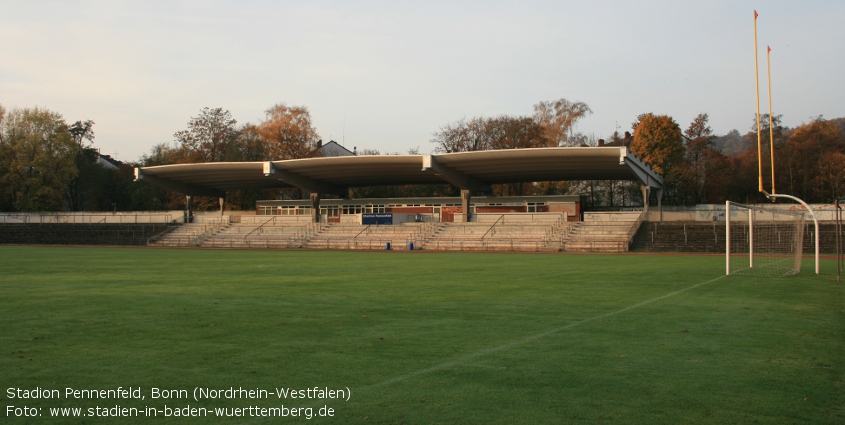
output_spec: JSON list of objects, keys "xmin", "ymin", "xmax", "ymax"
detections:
[{"xmin": 562, "ymin": 218, "xmax": 643, "ymax": 252}]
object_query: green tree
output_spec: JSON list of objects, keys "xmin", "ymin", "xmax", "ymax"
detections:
[
  {"xmin": 711, "ymin": 129, "xmax": 747, "ymax": 157},
  {"xmin": 0, "ymin": 107, "xmax": 79, "ymax": 211},
  {"xmin": 678, "ymin": 113, "xmax": 719, "ymax": 204},
  {"xmin": 68, "ymin": 120, "xmax": 95, "ymax": 147},
  {"xmin": 65, "ymin": 120, "xmax": 100, "ymax": 211},
  {"xmin": 174, "ymin": 107, "xmax": 238, "ymax": 163}
]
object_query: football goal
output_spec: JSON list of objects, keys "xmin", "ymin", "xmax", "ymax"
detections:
[{"xmin": 725, "ymin": 201, "xmax": 806, "ymax": 276}]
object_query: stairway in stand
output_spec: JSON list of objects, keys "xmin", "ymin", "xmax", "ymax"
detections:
[{"xmin": 562, "ymin": 212, "xmax": 645, "ymax": 252}]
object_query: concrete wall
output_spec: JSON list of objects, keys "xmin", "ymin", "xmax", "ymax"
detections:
[
  {"xmin": 0, "ymin": 212, "xmax": 182, "ymax": 224},
  {"xmin": 0, "ymin": 223, "xmax": 169, "ymax": 245},
  {"xmin": 648, "ymin": 204, "xmax": 844, "ymax": 222},
  {"xmin": 474, "ymin": 212, "xmax": 566, "ymax": 223},
  {"xmin": 583, "ymin": 212, "xmax": 642, "ymax": 222}
]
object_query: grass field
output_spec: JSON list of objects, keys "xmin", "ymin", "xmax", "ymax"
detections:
[{"xmin": 1, "ymin": 246, "xmax": 843, "ymax": 424}]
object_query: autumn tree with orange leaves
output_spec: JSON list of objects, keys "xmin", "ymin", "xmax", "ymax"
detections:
[{"xmin": 258, "ymin": 103, "xmax": 320, "ymax": 160}]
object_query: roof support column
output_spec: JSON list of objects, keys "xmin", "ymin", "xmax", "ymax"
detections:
[
  {"xmin": 310, "ymin": 193, "xmax": 322, "ymax": 223},
  {"xmin": 186, "ymin": 195, "xmax": 194, "ymax": 224},
  {"xmin": 641, "ymin": 185, "xmax": 650, "ymax": 218},
  {"xmin": 219, "ymin": 197, "xmax": 225, "ymax": 217},
  {"xmin": 461, "ymin": 190, "xmax": 472, "ymax": 223},
  {"xmin": 656, "ymin": 188, "xmax": 664, "ymax": 222}
]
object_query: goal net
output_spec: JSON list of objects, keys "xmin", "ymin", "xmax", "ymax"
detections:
[{"xmin": 726, "ymin": 201, "xmax": 805, "ymax": 276}]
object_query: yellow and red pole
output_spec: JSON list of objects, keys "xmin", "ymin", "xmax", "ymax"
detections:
[
  {"xmin": 767, "ymin": 45, "xmax": 776, "ymax": 195},
  {"xmin": 754, "ymin": 10, "xmax": 764, "ymax": 194}
]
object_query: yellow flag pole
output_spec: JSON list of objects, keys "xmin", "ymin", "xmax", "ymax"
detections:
[
  {"xmin": 754, "ymin": 10, "xmax": 764, "ymax": 194},
  {"xmin": 767, "ymin": 45, "xmax": 776, "ymax": 195}
]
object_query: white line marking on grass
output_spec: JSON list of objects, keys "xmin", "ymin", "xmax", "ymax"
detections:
[
  {"xmin": 365, "ymin": 274, "xmax": 726, "ymax": 389},
  {"xmin": 238, "ymin": 274, "xmax": 724, "ymax": 425},
  {"xmin": 460, "ymin": 363, "xmax": 507, "ymax": 370}
]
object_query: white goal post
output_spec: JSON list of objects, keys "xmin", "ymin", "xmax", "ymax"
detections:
[{"xmin": 725, "ymin": 200, "xmax": 814, "ymax": 276}]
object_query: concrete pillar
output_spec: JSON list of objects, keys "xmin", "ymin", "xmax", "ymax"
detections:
[
  {"xmin": 461, "ymin": 189, "xmax": 472, "ymax": 223},
  {"xmin": 641, "ymin": 186, "xmax": 650, "ymax": 214},
  {"xmin": 186, "ymin": 195, "xmax": 194, "ymax": 223},
  {"xmin": 219, "ymin": 197, "xmax": 225, "ymax": 216},
  {"xmin": 656, "ymin": 188, "xmax": 664, "ymax": 222},
  {"xmin": 310, "ymin": 193, "xmax": 322, "ymax": 223}
]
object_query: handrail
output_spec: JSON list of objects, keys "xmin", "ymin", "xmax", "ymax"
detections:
[
  {"xmin": 195, "ymin": 223, "xmax": 223, "ymax": 245},
  {"xmin": 147, "ymin": 224, "xmax": 181, "ymax": 245},
  {"xmin": 625, "ymin": 211, "xmax": 647, "ymax": 247},
  {"xmin": 481, "ymin": 215, "xmax": 504, "ymax": 239},
  {"xmin": 243, "ymin": 216, "xmax": 276, "ymax": 241},
  {"xmin": 353, "ymin": 224, "xmax": 372, "ymax": 240}
]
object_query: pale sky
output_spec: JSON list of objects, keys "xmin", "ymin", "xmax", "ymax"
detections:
[{"xmin": 2, "ymin": 0, "xmax": 843, "ymax": 162}]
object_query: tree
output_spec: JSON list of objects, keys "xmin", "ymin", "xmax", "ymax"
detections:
[
  {"xmin": 134, "ymin": 143, "xmax": 192, "ymax": 210},
  {"xmin": 258, "ymin": 103, "xmax": 320, "ymax": 160},
  {"xmin": 431, "ymin": 115, "xmax": 549, "ymax": 195},
  {"xmin": 65, "ymin": 147, "xmax": 101, "ymax": 211},
  {"xmin": 65, "ymin": 120, "xmax": 101, "ymax": 211},
  {"xmin": 533, "ymin": 98, "xmax": 592, "ymax": 146},
  {"xmin": 232, "ymin": 123, "xmax": 268, "ymax": 162},
  {"xmin": 174, "ymin": 107, "xmax": 238, "ymax": 163},
  {"xmin": 630, "ymin": 113, "xmax": 684, "ymax": 176},
  {"xmin": 814, "ymin": 151, "xmax": 845, "ymax": 201},
  {"xmin": 68, "ymin": 120, "xmax": 95, "ymax": 147},
  {"xmin": 485, "ymin": 115, "xmax": 548, "ymax": 151},
  {"xmin": 431, "ymin": 117, "xmax": 489, "ymax": 153},
  {"xmin": 751, "ymin": 113, "xmax": 785, "ymax": 139},
  {"xmin": 0, "ymin": 107, "xmax": 79, "ymax": 211},
  {"xmin": 432, "ymin": 115, "xmax": 547, "ymax": 153},
  {"xmin": 630, "ymin": 113, "xmax": 685, "ymax": 205},
  {"xmin": 781, "ymin": 116, "xmax": 845, "ymax": 201},
  {"xmin": 711, "ymin": 129, "xmax": 747, "ymax": 157},
  {"xmin": 678, "ymin": 113, "xmax": 718, "ymax": 204},
  {"xmin": 485, "ymin": 116, "xmax": 548, "ymax": 195}
]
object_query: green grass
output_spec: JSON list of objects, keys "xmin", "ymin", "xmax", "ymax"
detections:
[{"xmin": 1, "ymin": 246, "xmax": 843, "ymax": 424}]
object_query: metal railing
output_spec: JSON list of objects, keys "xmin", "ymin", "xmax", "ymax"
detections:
[
  {"xmin": 419, "ymin": 238, "xmax": 546, "ymax": 252},
  {"xmin": 243, "ymin": 216, "xmax": 277, "ymax": 240},
  {"xmin": 481, "ymin": 215, "xmax": 505, "ymax": 239}
]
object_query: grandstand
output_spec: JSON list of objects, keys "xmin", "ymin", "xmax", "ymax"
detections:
[
  {"xmin": 2, "ymin": 205, "xmax": 842, "ymax": 253},
  {"xmin": 3, "ymin": 147, "xmax": 842, "ymax": 254},
  {"xmin": 148, "ymin": 218, "xmax": 572, "ymax": 252},
  {"xmin": 136, "ymin": 201, "xmax": 650, "ymax": 252}
]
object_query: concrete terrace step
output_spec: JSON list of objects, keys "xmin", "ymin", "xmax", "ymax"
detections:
[
  {"xmin": 562, "ymin": 218, "xmax": 642, "ymax": 252},
  {"xmin": 141, "ymin": 218, "xmax": 648, "ymax": 253}
]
